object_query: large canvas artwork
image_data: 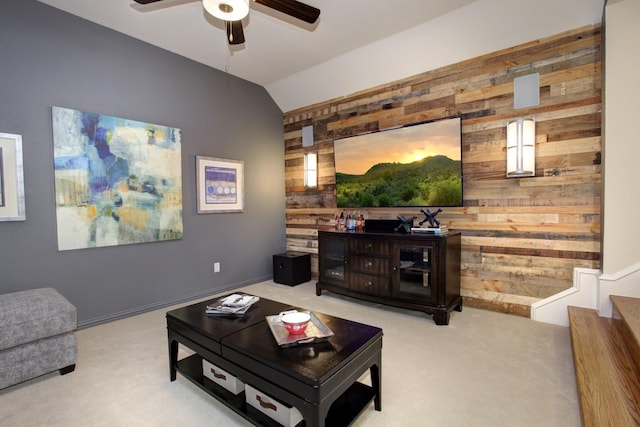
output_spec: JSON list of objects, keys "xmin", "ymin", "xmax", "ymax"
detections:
[{"xmin": 52, "ymin": 106, "xmax": 183, "ymax": 251}]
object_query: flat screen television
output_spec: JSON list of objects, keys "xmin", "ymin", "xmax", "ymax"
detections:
[{"xmin": 333, "ymin": 117, "xmax": 463, "ymax": 208}]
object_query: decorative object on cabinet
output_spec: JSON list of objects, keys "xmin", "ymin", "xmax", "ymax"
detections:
[
  {"xmin": 196, "ymin": 156, "xmax": 244, "ymax": 213},
  {"xmin": 0, "ymin": 132, "xmax": 25, "ymax": 222},
  {"xmin": 317, "ymin": 230, "xmax": 462, "ymax": 325},
  {"xmin": 51, "ymin": 106, "xmax": 183, "ymax": 250},
  {"xmin": 418, "ymin": 207, "xmax": 442, "ymax": 227},
  {"xmin": 395, "ymin": 215, "xmax": 416, "ymax": 233}
]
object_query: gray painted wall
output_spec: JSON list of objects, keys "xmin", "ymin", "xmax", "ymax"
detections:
[{"xmin": 0, "ymin": 0, "xmax": 286, "ymax": 327}]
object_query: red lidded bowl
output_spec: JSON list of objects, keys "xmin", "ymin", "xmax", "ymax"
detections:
[{"xmin": 281, "ymin": 312, "xmax": 311, "ymax": 335}]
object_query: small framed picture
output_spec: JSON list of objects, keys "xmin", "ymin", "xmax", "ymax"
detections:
[
  {"xmin": 0, "ymin": 132, "xmax": 26, "ymax": 221},
  {"xmin": 196, "ymin": 156, "xmax": 244, "ymax": 213}
]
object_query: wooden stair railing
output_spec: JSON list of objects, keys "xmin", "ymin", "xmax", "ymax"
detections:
[{"xmin": 568, "ymin": 295, "xmax": 640, "ymax": 427}]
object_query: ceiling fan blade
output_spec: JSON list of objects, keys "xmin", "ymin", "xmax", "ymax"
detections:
[
  {"xmin": 226, "ymin": 20, "xmax": 245, "ymax": 45},
  {"xmin": 133, "ymin": 0, "xmax": 166, "ymax": 4},
  {"xmin": 254, "ymin": 0, "xmax": 320, "ymax": 24}
]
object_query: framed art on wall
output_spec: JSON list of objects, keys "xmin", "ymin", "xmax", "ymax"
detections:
[
  {"xmin": 196, "ymin": 156, "xmax": 244, "ymax": 213},
  {"xmin": 0, "ymin": 132, "xmax": 26, "ymax": 222},
  {"xmin": 52, "ymin": 106, "xmax": 183, "ymax": 250}
]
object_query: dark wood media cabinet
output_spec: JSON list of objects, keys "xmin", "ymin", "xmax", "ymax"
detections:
[{"xmin": 316, "ymin": 230, "xmax": 462, "ymax": 325}]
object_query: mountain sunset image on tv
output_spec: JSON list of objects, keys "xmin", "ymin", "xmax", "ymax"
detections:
[{"xmin": 334, "ymin": 117, "xmax": 462, "ymax": 208}]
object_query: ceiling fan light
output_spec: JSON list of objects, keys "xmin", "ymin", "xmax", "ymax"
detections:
[{"xmin": 203, "ymin": 0, "xmax": 249, "ymax": 22}]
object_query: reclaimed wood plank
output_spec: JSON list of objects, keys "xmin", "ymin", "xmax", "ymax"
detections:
[{"xmin": 283, "ymin": 25, "xmax": 602, "ymax": 315}]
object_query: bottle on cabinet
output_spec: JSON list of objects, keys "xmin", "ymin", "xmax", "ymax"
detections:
[{"xmin": 336, "ymin": 210, "xmax": 365, "ymax": 232}]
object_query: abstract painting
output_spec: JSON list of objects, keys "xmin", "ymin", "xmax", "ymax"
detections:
[{"xmin": 52, "ymin": 106, "xmax": 183, "ymax": 251}]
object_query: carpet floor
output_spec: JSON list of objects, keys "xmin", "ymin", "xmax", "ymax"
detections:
[{"xmin": 0, "ymin": 280, "xmax": 581, "ymax": 426}]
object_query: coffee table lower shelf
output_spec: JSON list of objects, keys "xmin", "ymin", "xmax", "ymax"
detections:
[{"xmin": 176, "ymin": 354, "xmax": 377, "ymax": 427}]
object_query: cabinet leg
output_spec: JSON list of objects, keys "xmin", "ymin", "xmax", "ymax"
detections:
[{"xmin": 433, "ymin": 311, "xmax": 450, "ymax": 326}]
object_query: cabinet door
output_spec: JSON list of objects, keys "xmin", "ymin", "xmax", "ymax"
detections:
[
  {"xmin": 392, "ymin": 242, "xmax": 438, "ymax": 304},
  {"xmin": 319, "ymin": 234, "xmax": 348, "ymax": 286}
]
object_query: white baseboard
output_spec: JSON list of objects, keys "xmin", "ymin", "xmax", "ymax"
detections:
[
  {"xmin": 530, "ymin": 268, "xmax": 600, "ymax": 327},
  {"xmin": 76, "ymin": 275, "xmax": 272, "ymax": 329},
  {"xmin": 530, "ymin": 262, "xmax": 640, "ymax": 326},
  {"xmin": 598, "ymin": 262, "xmax": 640, "ymax": 317}
]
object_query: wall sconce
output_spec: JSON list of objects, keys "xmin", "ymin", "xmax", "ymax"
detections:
[
  {"xmin": 304, "ymin": 152, "xmax": 317, "ymax": 188},
  {"xmin": 506, "ymin": 118, "xmax": 535, "ymax": 178}
]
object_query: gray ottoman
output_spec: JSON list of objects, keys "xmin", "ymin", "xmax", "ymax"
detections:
[{"xmin": 0, "ymin": 288, "xmax": 77, "ymax": 389}]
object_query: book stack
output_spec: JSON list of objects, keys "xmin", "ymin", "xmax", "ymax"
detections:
[
  {"xmin": 411, "ymin": 225, "xmax": 448, "ymax": 235},
  {"xmin": 205, "ymin": 293, "xmax": 260, "ymax": 316}
]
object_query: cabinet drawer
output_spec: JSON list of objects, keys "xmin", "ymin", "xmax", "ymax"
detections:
[
  {"xmin": 245, "ymin": 384, "xmax": 303, "ymax": 427},
  {"xmin": 350, "ymin": 273, "xmax": 388, "ymax": 297},
  {"xmin": 202, "ymin": 359, "xmax": 245, "ymax": 395},
  {"xmin": 351, "ymin": 256, "xmax": 389, "ymax": 276},
  {"xmin": 351, "ymin": 238, "xmax": 390, "ymax": 255}
]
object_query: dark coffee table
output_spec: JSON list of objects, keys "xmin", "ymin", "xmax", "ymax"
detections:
[{"xmin": 166, "ymin": 295, "xmax": 382, "ymax": 427}]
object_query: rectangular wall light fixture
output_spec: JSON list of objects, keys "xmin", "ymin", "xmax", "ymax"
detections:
[
  {"xmin": 506, "ymin": 118, "xmax": 535, "ymax": 178},
  {"xmin": 304, "ymin": 152, "xmax": 317, "ymax": 188}
]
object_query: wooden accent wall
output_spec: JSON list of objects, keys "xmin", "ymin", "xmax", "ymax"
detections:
[{"xmin": 283, "ymin": 25, "xmax": 602, "ymax": 317}]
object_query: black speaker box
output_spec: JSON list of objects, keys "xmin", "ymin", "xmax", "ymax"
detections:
[{"xmin": 273, "ymin": 252, "xmax": 311, "ymax": 286}]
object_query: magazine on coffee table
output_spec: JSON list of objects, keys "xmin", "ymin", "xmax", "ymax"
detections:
[{"xmin": 205, "ymin": 294, "xmax": 260, "ymax": 316}]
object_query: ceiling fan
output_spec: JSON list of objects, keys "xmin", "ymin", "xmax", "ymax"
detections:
[{"xmin": 133, "ymin": 0, "xmax": 320, "ymax": 45}]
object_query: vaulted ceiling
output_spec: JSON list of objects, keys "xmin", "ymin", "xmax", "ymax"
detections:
[{"xmin": 38, "ymin": 0, "xmax": 604, "ymax": 112}]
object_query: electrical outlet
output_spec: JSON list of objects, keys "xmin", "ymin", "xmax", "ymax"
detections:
[{"xmin": 214, "ymin": 262, "xmax": 221, "ymax": 273}]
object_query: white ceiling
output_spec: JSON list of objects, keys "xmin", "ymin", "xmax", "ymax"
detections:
[
  {"xmin": 37, "ymin": 0, "xmax": 604, "ymax": 112},
  {"xmin": 37, "ymin": 1, "xmax": 477, "ymax": 102}
]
